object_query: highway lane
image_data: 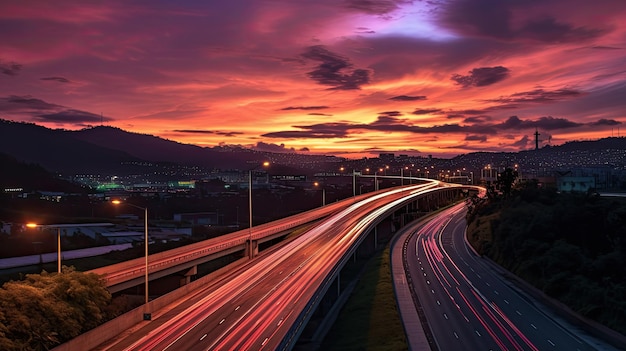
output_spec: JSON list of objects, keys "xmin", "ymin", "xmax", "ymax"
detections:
[
  {"xmin": 406, "ymin": 202, "xmax": 605, "ymax": 351},
  {"xmin": 91, "ymin": 191, "xmax": 373, "ymax": 288},
  {"xmin": 104, "ymin": 181, "xmax": 445, "ymax": 351}
]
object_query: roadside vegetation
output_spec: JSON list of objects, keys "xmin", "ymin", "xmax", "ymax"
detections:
[
  {"xmin": 0, "ymin": 267, "xmax": 125, "ymax": 351},
  {"xmin": 467, "ymin": 175, "xmax": 626, "ymax": 335},
  {"xmin": 321, "ymin": 247, "xmax": 408, "ymax": 351}
]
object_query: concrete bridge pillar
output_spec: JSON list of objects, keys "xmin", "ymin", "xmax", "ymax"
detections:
[
  {"xmin": 247, "ymin": 239, "xmax": 259, "ymax": 259},
  {"xmin": 181, "ymin": 265, "xmax": 197, "ymax": 286}
]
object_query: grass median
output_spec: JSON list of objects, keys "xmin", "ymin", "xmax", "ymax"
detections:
[{"xmin": 321, "ymin": 246, "xmax": 408, "ymax": 351}]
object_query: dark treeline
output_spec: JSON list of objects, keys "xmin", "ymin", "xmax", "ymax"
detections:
[{"xmin": 468, "ymin": 182, "xmax": 626, "ymax": 335}]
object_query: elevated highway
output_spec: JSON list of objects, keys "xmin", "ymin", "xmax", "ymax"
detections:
[{"xmin": 63, "ymin": 180, "xmax": 478, "ymax": 351}]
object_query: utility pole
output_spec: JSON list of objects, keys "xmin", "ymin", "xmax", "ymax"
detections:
[{"xmin": 534, "ymin": 129, "xmax": 540, "ymax": 150}]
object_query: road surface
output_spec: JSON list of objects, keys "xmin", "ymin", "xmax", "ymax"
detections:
[{"xmin": 405, "ymin": 203, "xmax": 617, "ymax": 351}]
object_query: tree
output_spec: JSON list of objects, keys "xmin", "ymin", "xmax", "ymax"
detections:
[
  {"xmin": 497, "ymin": 167, "xmax": 518, "ymax": 198},
  {"xmin": 0, "ymin": 267, "xmax": 111, "ymax": 350}
]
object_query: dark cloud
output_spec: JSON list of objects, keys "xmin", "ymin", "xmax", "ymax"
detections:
[
  {"xmin": 589, "ymin": 118, "xmax": 622, "ymax": 126},
  {"xmin": 254, "ymin": 141, "xmax": 296, "ymax": 153},
  {"xmin": 280, "ymin": 105, "xmax": 329, "ymax": 111},
  {"xmin": 355, "ymin": 27, "xmax": 376, "ymax": 34},
  {"xmin": 172, "ymin": 129, "xmax": 243, "ymax": 137},
  {"xmin": 378, "ymin": 111, "xmax": 402, "ymax": 117},
  {"xmin": 463, "ymin": 116, "xmax": 492, "ymax": 123},
  {"xmin": 0, "ymin": 95, "xmax": 64, "ymax": 112},
  {"xmin": 412, "ymin": 108, "xmax": 442, "ymax": 115},
  {"xmin": 519, "ymin": 17, "xmax": 606, "ymax": 43},
  {"xmin": 35, "ymin": 109, "xmax": 113, "ymax": 123},
  {"xmin": 497, "ymin": 115, "xmax": 582, "ymax": 130},
  {"xmin": 263, "ymin": 112, "xmax": 603, "ymax": 141},
  {"xmin": 440, "ymin": 0, "xmax": 607, "ymax": 43},
  {"xmin": 465, "ymin": 135, "xmax": 488, "ymax": 142},
  {"xmin": 344, "ymin": 0, "xmax": 404, "ymax": 15},
  {"xmin": 41, "ymin": 77, "xmax": 71, "ymax": 83},
  {"xmin": 510, "ymin": 135, "xmax": 530, "ymax": 149},
  {"xmin": 307, "ymin": 113, "xmax": 333, "ymax": 116},
  {"xmin": 487, "ymin": 88, "xmax": 583, "ymax": 104},
  {"xmin": 262, "ymin": 129, "xmax": 348, "ymax": 139},
  {"xmin": 0, "ymin": 60, "xmax": 22, "ymax": 76},
  {"xmin": 389, "ymin": 95, "xmax": 427, "ymax": 101},
  {"xmin": 591, "ymin": 46, "xmax": 623, "ymax": 50},
  {"xmin": 301, "ymin": 45, "xmax": 371, "ymax": 90},
  {"xmin": 451, "ymin": 66, "xmax": 511, "ymax": 87}
]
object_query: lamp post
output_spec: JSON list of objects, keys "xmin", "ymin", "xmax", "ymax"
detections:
[
  {"xmin": 313, "ymin": 182, "xmax": 325, "ymax": 206},
  {"xmin": 112, "ymin": 200, "xmax": 151, "ymax": 320},
  {"xmin": 248, "ymin": 161, "xmax": 269, "ymax": 259},
  {"xmin": 26, "ymin": 223, "xmax": 62, "ymax": 273}
]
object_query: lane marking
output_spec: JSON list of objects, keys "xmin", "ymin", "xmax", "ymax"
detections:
[{"xmin": 200, "ymin": 334, "xmax": 207, "ymax": 341}]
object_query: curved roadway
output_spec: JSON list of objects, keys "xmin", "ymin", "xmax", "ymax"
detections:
[
  {"xmin": 102, "ymin": 181, "xmax": 447, "ymax": 350},
  {"xmin": 404, "ymin": 202, "xmax": 616, "ymax": 351}
]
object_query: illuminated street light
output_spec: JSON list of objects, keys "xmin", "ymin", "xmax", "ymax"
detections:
[
  {"xmin": 112, "ymin": 199, "xmax": 151, "ymax": 320},
  {"xmin": 26, "ymin": 223, "xmax": 62, "ymax": 273}
]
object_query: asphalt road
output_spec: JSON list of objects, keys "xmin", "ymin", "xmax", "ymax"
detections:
[
  {"xmin": 101, "ymin": 182, "xmax": 443, "ymax": 351},
  {"xmin": 405, "ymin": 202, "xmax": 615, "ymax": 351}
]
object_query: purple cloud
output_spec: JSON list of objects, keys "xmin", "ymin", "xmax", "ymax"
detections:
[
  {"xmin": 280, "ymin": 106, "xmax": 330, "ymax": 111},
  {"xmin": 35, "ymin": 109, "xmax": 113, "ymax": 123},
  {"xmin": 0, "ymin": 60, "xmax": 22, "ymax": 76},
  {"xmin": 389, "ymin": 95, "xmax": 427, "ymax": 101},
  {"xmin": 41, "ymin": 77, "xmax": 71, "ymax": 83},
  {"xmin": 451, "ymin": 66, "xmax": 511, "ymax": 87},
  {"xmin": 412, "ymin": 108, "xmax": 443, "ymax": 115},
  {"xmin": 301, "ymin": 45, "xmax": 371, "ymax": 90}
]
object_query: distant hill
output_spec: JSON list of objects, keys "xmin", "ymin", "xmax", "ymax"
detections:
[
  {"xmin": 69, "ymin": 125, "xmax": 266, "ymax": 169},
  {"xmin": 0, "ymin": 120, "xmax": 273, "ymax": 174},
  {"xmin": 0, "ymin": 120, "xmax": 141, "ymax": 174},
  {"xmin": 0, "ymin": 152, "xmax": 86, "ymax": 192}
]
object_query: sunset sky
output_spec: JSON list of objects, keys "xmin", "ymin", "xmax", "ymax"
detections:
[{"xmin": 1, "ymin": 0, "xmax": 625, "ymax": 158}]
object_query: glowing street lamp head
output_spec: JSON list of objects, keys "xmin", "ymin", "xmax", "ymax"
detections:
[
  {"xmin": 26, "ymin": 223, "xmax": 38, "ymax": 228},
  {"xmin": 262, "ymin": 161, "xmax": 270, "ymax": 167},
  {"xmin": 314, "ymin": 181, "xmax": 320, "ymax": 187},
  {"xmin": 111, "ymin": 199, "xmax": 122, "ymax": 205}
]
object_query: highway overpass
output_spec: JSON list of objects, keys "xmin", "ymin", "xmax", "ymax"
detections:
[{"xmin": 56, "ymin": 180, "xmax": 478, "ymax": 350}]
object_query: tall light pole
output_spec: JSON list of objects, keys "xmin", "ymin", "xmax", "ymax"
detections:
[
  {"xmin": 314, "ymin": 182, "xmax": 325, "ymax": 206},
  {"xmin": 112, "ymin": 200, "xmax": 151, "ymax": 320},
  {"xmin": 26, "ymin": 223, "xmax": 62, "ymax": 273},
  {"xmin": 248, "ymin": 161, "xmax": 269, "ymax": 259}
]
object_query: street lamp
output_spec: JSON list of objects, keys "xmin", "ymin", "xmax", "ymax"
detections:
[
  {"xmin": 248, "ymin": 161, "xmax": 269, "ymax": 259},
  {"xmin": 26, "ymin": 223, "xmax": 62, "ymax": 273},
  {"xmin": 313, "ymin": 182, "xmax": 325, "ymax": 206},
  {"xmin": 112, "ymin": 199, "xmax": 151, "ymax": 320}
]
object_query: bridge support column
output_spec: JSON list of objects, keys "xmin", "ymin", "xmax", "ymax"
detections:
[
  {"xmin": 247, "ymin": 239, "xmax": 259, "ymax": 259},
  {"xmin": 181, "ymin": 265, "xmax": 197, "ymax": 286}
]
